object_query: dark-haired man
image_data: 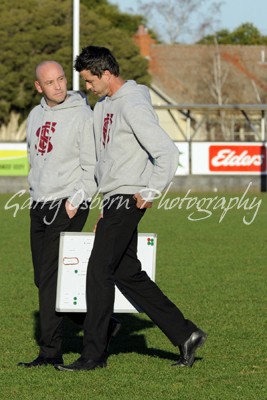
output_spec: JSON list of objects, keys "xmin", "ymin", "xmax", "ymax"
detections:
[{"xmin": 56, "ymin": 46, "xmax": 207, "ymax": 372}]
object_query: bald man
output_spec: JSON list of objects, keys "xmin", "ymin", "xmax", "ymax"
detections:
[{"xmin": 17, "ymin": 61, "xmax": 120, "ymax": 368}]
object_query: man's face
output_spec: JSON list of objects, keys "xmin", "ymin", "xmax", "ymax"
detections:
[
  {"xmin": 35, "ymin": 62, "xmax": 68, "ymax": 107},
  {"xmin": 80, "ymin": 69, "xmax": 111, "ymax": 97}
]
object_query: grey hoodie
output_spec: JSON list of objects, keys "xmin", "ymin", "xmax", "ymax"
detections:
[
  {"xmin": 93, "ymin": 80, "xmax": 179, "ymax": 200},
  {"xmin": 27, "ymin": 91, "xmax": 97, "ymax": 207}
]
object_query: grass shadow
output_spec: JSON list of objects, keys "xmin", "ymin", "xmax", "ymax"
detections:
[
  {"xmin": 32, "ymin": 311, "xmax": 182, "ymax": 362},
  {"xmin": 109, "ymin": 313, "xmax": 178, "ymax": 362}
]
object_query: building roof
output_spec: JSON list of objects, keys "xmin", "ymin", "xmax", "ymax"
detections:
[
  {"xmin": 133, "ymin": 29, "xmax": 267, "ymax": 104},
  {"xmin": 149, "ymin": 44, "xmax": 267, "ymax": 104}
]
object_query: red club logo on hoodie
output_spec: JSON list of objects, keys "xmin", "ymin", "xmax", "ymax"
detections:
[
  {"xmin": 102, "ymin": 113, "xmax": 113, "ymax": 147},
  {"xmin": 35, "ymin": 121, "xmax": 57, "ymax": 155}
]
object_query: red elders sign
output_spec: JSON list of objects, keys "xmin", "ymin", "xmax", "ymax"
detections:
[{"xmin": 209, "ymin": 145, "xmax": 267, "ymax": 172}]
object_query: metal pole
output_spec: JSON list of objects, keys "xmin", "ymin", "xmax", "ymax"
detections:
[
  {"xmin": 261, "ymin": 109, "xmax": 266, "ymax": 142},
  {"xmin": 73, "ymin": 0, "xmax": 80, "ymax": 90}
]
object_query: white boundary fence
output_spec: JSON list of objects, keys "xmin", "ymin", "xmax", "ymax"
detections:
[{"xmin": 1, "ymin": 105, "xmax": 267, "ymax": 193}]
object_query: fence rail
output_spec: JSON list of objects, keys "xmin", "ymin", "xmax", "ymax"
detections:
[{"xmin": 153, "ymin": 104, "xmax": 267, "ymax": 142}]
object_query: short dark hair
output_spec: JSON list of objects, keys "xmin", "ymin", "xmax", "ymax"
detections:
[{"xmin": 74, "ymin": 46, "xmax": 120, "ymax": 78}]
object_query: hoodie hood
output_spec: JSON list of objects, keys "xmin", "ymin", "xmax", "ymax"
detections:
[
  {"xmin": 109, "ymin": 80, "xmax": 151, "ymax": 102},
  {"xmin": 40, "ymin": 90, "xmax": 89, "ymax": 111}
]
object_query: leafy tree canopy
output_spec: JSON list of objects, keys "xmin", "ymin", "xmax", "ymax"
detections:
[
  {"xmin": 0, "ymin": 0, "xmax": 150, "ymax": 126},
  {"xmin": 198, "ymin": 23, "xmax": 267, "ymax": 45},
  {"xmin": 81, "ymin": 0, "xmax": 147, "ymax": 37}
]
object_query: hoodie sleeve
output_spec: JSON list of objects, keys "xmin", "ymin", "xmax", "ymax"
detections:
[
  {"xmin": 26, "ymin": 116, "xmax": 31, "ymax": 165},
  {"xmin": 124, "ymin": 102, "xmax": 179, "ymax": 200},
  {"xmin": 67, "ymin": 116, "xmax": 97, "ymax": 207}
]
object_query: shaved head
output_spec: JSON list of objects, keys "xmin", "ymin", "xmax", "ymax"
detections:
[
  {"xmin": 35, "ymin": 61, "xmax": 64, "ymax": 80},
  {"xmin": 34, "ymin": 61, "xmax": 68, "ymax": 107}
]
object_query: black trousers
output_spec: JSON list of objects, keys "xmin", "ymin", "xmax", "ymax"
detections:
[
  {"xmin": 30, "ymin": 199, "xmax": 89, "ymax": 358},
  {"xmin": 82, "ymin": 195, "xmax": 197, "ymax": 360}
]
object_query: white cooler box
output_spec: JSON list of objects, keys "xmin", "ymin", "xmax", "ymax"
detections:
[{"xmin": 56, "ymin": 232, "xmax": 157, "ymax": 313}]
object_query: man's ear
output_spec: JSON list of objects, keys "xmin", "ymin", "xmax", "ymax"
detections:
[
  {"xmin": 103, "ymin": 70, "xmax": 112, "ymax": 80},
  {"xmin": 34, "ymin": 80, "xmax": 43, "ymax": 94}
]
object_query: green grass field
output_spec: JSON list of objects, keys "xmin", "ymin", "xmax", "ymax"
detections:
[{"xmin": 0, "ymin": 189, "xmax": 266, "ymax": 400}]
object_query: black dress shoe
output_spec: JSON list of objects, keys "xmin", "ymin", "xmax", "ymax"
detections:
[
  {"xmin": 17, "ymin": 355, "xmax": 63, "ymax": 368},
  {"xmin": 173, "ymin": 329, "xmax": 207, "ymax": 367},
  {"xmin": 55, "ymin": 356, "xmax": 107, "ymax": 372}
]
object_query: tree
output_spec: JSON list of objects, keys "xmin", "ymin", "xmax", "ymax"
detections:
[
  {"xmin": 137, "ymin": 0, "xmax": 222, "ymax": 43},
  {"xmin": 197, "ymin": 29, "xmax": 232, "ymax": 45},
  {"xmin": 230, "ymin": 23, "xmax": 267, "ymax": 45},
  {"xmin": 198, "ymin": 23, "xmax": 267, "ymax": 45},
  {"xmin": 203, "ymin": 39, "xmax": 229, "ymax": 105},
  {"xmin": 0, "ymin": 0, "xmax": 150, "ymax": 139},
  {"xmin": 202, "ymin": 38, "xmax": 231, "ymax": 140},
  {"xmin": 81, "ymin": 0, "xmax": 147, "ymax": 37},
  {"xmin": 0, "ymin": 0, "xmax": 73, "ymax": 126}
]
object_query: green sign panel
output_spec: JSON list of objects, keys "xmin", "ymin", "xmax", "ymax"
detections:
[{"xmin": 0, "ymin": 149, "xmax": 29, "ymax": 176}]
